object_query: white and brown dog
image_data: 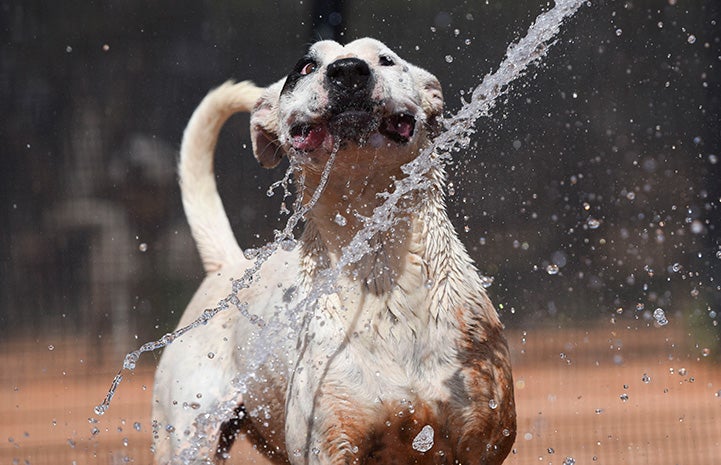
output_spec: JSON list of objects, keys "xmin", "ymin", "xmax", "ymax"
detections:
[{"xmin": 152, "ymin": 37, "xmax": 515, "ymax": 465}]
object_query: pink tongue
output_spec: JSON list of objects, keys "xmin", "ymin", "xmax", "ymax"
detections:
[
  {"xmin": 292, "ymin": 125, "xmax": 328, "ymax": 151},
  {"xmin": 395, "ymin": 118, "xmax": 414, "ymax": 139}
]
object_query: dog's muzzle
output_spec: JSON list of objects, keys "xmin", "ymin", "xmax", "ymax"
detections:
[{"xmin": 289, "ymin": 58, "xmax": 417, "ymax": 152}]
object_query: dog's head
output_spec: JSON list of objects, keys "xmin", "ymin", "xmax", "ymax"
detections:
[{"xmin": 250, "ymin": 38, "xmax": 443, "ymax": 171}]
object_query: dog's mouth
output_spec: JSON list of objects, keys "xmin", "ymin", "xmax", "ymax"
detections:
[{"xmin": 289, "ymin": 111, "xmax": 416, "ymax": 152}]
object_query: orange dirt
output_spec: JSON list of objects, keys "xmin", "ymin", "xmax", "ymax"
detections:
[{"xmin": 2, "ymin": 326, "xmax": 719, "ymax": 464}]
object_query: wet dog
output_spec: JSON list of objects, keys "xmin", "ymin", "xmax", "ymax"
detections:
[{"xmin": 152, "ymin": 38, "xmax": 516, "ymax": 465}]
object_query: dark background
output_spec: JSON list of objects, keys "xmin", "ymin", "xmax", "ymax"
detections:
[{"xmin": 1, "ymin": 1, "xmax": 719, "ymax": 357}]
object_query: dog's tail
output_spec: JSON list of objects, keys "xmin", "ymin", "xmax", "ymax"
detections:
[{"xmin": 179, "ymin": 81, "xmax": 265, "ymax": 273}]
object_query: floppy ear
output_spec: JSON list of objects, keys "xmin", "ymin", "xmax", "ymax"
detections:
[
  {"xmin": 412, "ymin": 66, "xmax": 444, "ymax": 120},
  {"xmin": 250, "ymin": 79, "xmax": 285, "ymax": 168}
]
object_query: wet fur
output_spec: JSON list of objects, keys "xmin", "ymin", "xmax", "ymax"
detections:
[{"xmin": 152, "ymin": 38, "xmax": 516, "ymax": 465}]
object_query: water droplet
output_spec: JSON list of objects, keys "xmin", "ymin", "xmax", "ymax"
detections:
[
  {"xmin": 690, "ymin": 219, "xmax": 704, "ymax": 234},
  {"xmin": 547, "ymin": 447, "xmax": 555, "ymax": 454},
  {"xmin": 653, "ymin": 308, "xmax": 669, "ymax": 326},
  {"xmin": 671, "ymin": 262, "xmax": 681, "ymax": 272},
  {"xmin": 133, "ymin": 422, "xmax": 141, "ymax": 432},
  {"xmin": 586, "ymin": 217, "xmax": 601, "ymax": 229},
  {"xmin": 138, "ymin": 243, "xmax": 148, "ymax": 252},
  {"xmin": 594, "ymin": 408, "xmax": 604, "ymax": 414},
  {"xmin": 311, "ymin": 447, "xmax": 320, "ymax": 456},
  {"xmin": 615, "ymin": 28, "xmax": 623, "ymax": 36},
  {"xmin": 687, "ymin": 34, "xmax": 696, "ymax": 44},
  {"xmin": 479, "ymin": 274, "xmax": 494, "ymax": 288},
  {"xmin": 546, "ymin": 264, "xmax": 559, "ymax": 275},
  {"xmin": 243, "ymin": 248, "xmax": 259, "ymax": 260},
  {"xmin": 334, "ymin": 213, "xmax": 347, "ymax": 226},
  {"xmin": 678, "ymin": 367, "xmax": 687, "ymax": 376},
  {"xmin": 619, "ymin": 393, "xmax": 629, "ymax": 402},
  {"xmin": 207, "ymin": 352, "xmax": 215, "ymax": 359},
  {"xmin": 642, "ymin": 373, "xmax": 651, "ymax": 383},
  {"xmin": 412, "ymin": 425, "xmax": 435, "ymax": 452},
  {"xmin": 445, "ymin": 55, "xmax": 454, "ymax": 63},
  {"xmin": 48, "ymin": 344, "xmax": 55, "ymax": 351},
  {"xmin": 280, "ymin": 238, "xmax": 297, "ymax": 251},
  {"xmin": 563, "ymin": 458, "xmax": 576, "ymax": 465},
  {"xmin": 488, "ymin": 399, "xmax": 498, "ymax": 409}
]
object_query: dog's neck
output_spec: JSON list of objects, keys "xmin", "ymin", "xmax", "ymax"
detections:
[
  {"xmin": 297, "ymin": 158, "xmax": 502, "ymax": 334},
  {"xmin": 301, "ymin": 162, "xmax": 409, "ymax": 257}
]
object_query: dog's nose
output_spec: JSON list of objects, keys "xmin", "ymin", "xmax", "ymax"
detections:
[{"xmin": 326, "ymin": 58, "xmax": 371, "ymax": 93}]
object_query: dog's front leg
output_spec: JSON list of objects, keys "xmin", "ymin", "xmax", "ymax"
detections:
[
  {"xmin": 152, "ymin": 306, "xmax": 245, "ymax": 464},
  {"xmin": 283, "ymin": 313, "xmax": 373, "ymax": 465},
  {"xmin": 285, "ymin": 382, "xmax": 373, "ymax": 465}
]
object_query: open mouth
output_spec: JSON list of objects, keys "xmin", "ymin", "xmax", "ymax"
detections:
[
  {"xmin": 378, "ymin": 113, "xmax": 416, "ymax": 144},
  {"xmin": 289, "ymin": 112, "xmax": 416, "ymax": 152}
]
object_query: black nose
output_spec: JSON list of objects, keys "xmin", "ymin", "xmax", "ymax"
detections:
[{"xmin": 326, "ymin": 58, "xmax": 371, "ymax": 93}]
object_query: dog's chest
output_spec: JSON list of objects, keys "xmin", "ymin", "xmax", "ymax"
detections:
[{"xmin": 306, "ymin": 269, "xmax": 461, "ymax": 401}]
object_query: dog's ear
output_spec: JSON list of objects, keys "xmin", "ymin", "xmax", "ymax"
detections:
[
  {"xmin": 250, "ymin": 79, "xmax": 285, "ymax": 168},
  {"xmin": 412, "ymin": 67, "xmax": 444, "ymax": 120}
]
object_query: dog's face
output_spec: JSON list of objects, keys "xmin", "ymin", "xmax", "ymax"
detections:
[{"xmin": 250, "ymin": 38, "xmax": 443, "ymax": 172}]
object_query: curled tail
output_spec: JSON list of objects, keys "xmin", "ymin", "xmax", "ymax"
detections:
[{"xmin": 179, "ymin": 81, "xmax": 265, "ymax": 273}]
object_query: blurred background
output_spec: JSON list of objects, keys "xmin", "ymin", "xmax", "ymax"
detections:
[{"xmin": 1, "ymin": 1, "xmax": 720, "ymax": 464}]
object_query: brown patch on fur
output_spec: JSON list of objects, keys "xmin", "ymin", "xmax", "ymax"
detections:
[
  {"xmin": 309, "ymin": 301, "xmax": 515, "ymax": 465},
  {"xmin": 452, "ymin": 312, "xmax": 517, "ymax": 465},
  {"xmin": 320, "ymin": 391, "xmax": 513, "ymax": 465},
  {"xmin": 370, "ymin": 401, "xmax": 457, "ymax": 465}
]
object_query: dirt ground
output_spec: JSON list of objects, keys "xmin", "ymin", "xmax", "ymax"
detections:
[{"xmin": 2, "ymin": 325, "xmax": 719, "ymax": 465}]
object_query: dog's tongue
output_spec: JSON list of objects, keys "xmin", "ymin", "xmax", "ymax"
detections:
[
  {"xmin": 292, "ymin": 125, "xmax": 328, "ymax": 152},
  {"xmin": 381, "ymin": 114, "xmax": 415, "ymax": 142},
  {"xmin": 393, "ymin": 117, "xmax": 414, "ymax": 140}
]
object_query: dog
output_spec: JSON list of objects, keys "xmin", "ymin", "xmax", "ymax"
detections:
[{"xmin": 152, "ymin": 37, "xmax": 516, "ymax": 465}]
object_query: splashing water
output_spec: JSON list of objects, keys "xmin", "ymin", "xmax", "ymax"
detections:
[
  {"xmin": 94, "ymin": 147, "xmax": 338, "ymax": 416},
  {"xmin": 412, "ymin": 425, "xmax": 435, "ymax": 452},
  {"xmin": 95, "ymin": 0, "xmax": 587, "ymax": 446}
]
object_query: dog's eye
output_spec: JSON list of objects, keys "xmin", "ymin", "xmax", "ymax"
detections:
[
  {"xmin": 379, "ymin": 55, "xmax": 395, "ymax": 66},
  {"xmin": 300, "ymin": 60, "xmax": 317, "ymax": 75}
]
